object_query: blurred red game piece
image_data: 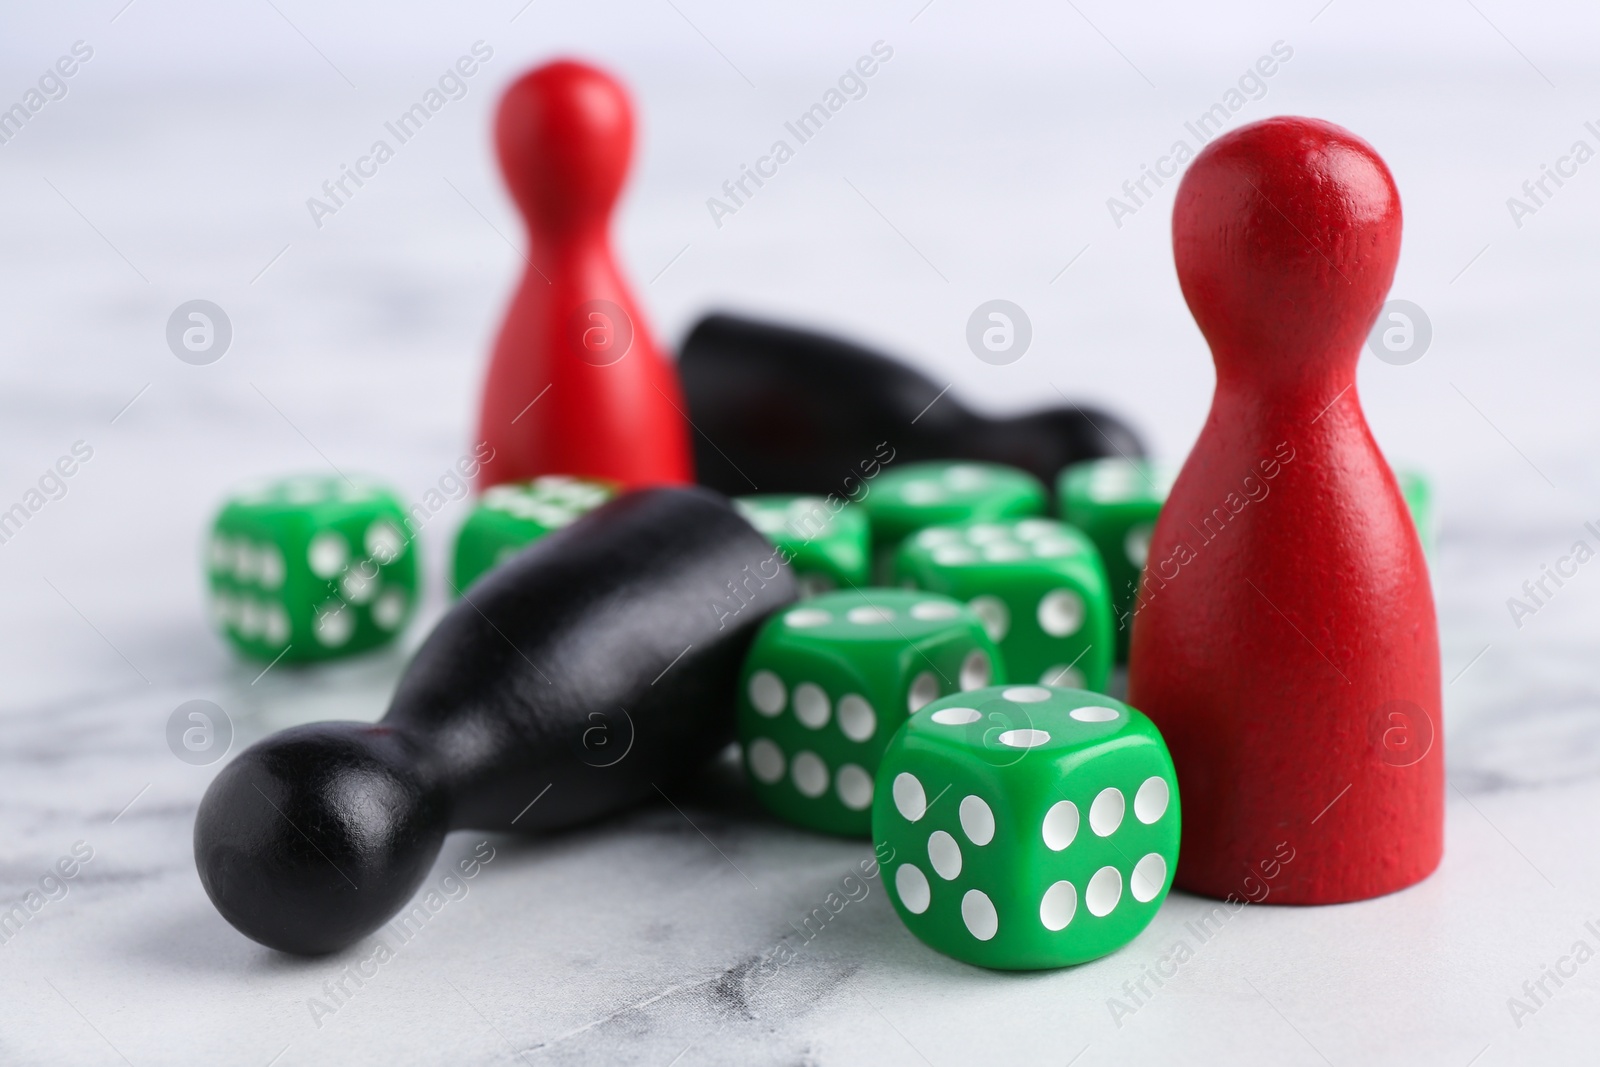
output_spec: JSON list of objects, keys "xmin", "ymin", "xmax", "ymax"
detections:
[
  {"xmin": 1127, "ymin": 116, "xmax": 1442, "ymax": 904},
  {"xmin": 475, "ymin": 60, "xmax": 693, "ymax": 491}
]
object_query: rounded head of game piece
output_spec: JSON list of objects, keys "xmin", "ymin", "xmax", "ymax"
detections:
[
  {"xmin": 496, "ymin": 59, "xmax": 633, "ymax": 237},
  {"xmin": 1172, "ymin": 116, "xmax": 1401, "ymax": 385},
  {"xmin": 193, "ymin": 721, "xmax": 449, "ymax": 955}
]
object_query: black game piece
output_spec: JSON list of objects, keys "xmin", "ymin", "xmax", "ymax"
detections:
[
  {"xmin": 194, "ymin": 487, "xmax": 795, "ymax": 955},
  {"xmin": 678, "ymin": 313, "xmax": 1146, "ymax": 498}
]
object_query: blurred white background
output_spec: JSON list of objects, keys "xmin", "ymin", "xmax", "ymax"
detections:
[
  {"xmin": 3, "ymin": 0, "xmax": 1599, "ymax": 701},
  {"xmin": 4, "ymin": 2, "xmax": 1600, "ymax": 1063}
]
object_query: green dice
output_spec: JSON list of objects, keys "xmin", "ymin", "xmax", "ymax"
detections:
[
  {"xmin": 874, "ymin": 685, "xmax": 1179, "ymax": 970},
  {"xmin": 452, "ymin": 476, "xmax": 617, "ymax": 594},
  {"xmin": 1057, "ymin": 459, "xmax": 1173, "ymax": 660},
  {"xmin": 863, "ymin": 462, "xmax": 1046, "ymax": 578},
  {"xmin": 738, "ymin": 589, "xmax": 1006, "ymax": 837},
  {"xmin": 206, "ymin": 475, "xmax": 417, "ymax": 663},
  {"xmin": 1397, "ymin": 468, "xmax": 1434, "ymax": 557},
  {"xmin": 892, "ymin": 519, "xmax": 1114, "ymax": 693},
  {"xmin": 734, "ymin": 495, "xmax": 870, "ymax": 597}
]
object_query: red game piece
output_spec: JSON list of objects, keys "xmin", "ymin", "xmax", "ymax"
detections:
[
  {"xmin": 475, "ymin": 60, "xmax": 693, "ymax": 491},
  {"xmin": 1127, "ymin": 117, "xmax": 1442, "ymax": 904}
]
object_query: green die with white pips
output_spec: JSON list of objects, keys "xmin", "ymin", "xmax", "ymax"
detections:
[
  {"xmin": 452, "ymin": 475, "xmax": 618, "ymax": 594},
  {"xmin": 863, "ymin": 461, "xmax": 1046, "ymax": 579},
  {"xmin": 892, "ymin": 518, "xmax": 1114, "ymax": 693},
  {"xmin": 738, "ymin": 589, "xmax": 1006, "ymax": 837},
  {"xmin": 206, "ymin": 474, "xmax": 417, "ymax": 663},
  {"xmin": 1058, "ymin": 459, "xmax": 1173, "ymax": 662},
  {"xmin": 873, "ymin": 685, "xmax": 1179, "ymax": 970},
  {"xmin": 734, "ymin": 495, "xmax": 870, "ymax": 597}
]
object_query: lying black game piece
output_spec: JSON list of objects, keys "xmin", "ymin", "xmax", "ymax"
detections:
[
  {"xmin": 194, "ymin": 487, "xmax": 794, "ymax": 955},
  {"xmin": 678, "ymin": 313, "xmax": 1146, "ymax": 497}
]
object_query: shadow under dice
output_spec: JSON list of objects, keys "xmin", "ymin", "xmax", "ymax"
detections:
[
  {"xmin": 738, "ymin": 589, "xmax": 1005, "ymax": 837},
  {"xmin": 206, "ymin": 475, "xmax": 417, "ymax": 663},
  {"xmin": 873, "ymin": 685, "xmax": 1179, "ymax": 970},
  {"xmin": 452, "ymin": 475, "xmax": 618, "ymax": 593},
  {"xmin": 1058, "ymin": 459, "xmax": 1172, "ymax": 663},
  {"xmin": 893, "ymin": 518, "xmax": 1114, "ymax": 693},
  {"xmin": 735, "ymin": 494, "xmax": 870, "ymax": 597},
  {"xmin": 862, "ymin": 461, "xmax": 1046, "ymax": 579}
]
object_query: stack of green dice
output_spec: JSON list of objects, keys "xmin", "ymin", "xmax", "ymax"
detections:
[
  {"xmin": 1057, "ymin": 459, "xmax": 1173, "ymax": 661},
  {"xmin": 206, "ymin": 475, "xmax": 417, "ymax": 663},
  {"xmin": 734, "ymin": 495, "xmax": 870, "ymax": 597},
  {"xmin": 452, "ymin": 475, "xmax": 618, "ymax": 593},
  {"xmin": 893, "ymin": 518, "xmax": 1114, "ymax": 692},
  {"xmin": 728, "ymin": 457, "xmax": 1194, "ymax": 971},
  {"xmin": 862, "ymin": 461, "xmax": 1046, "ymax": 579},
  {"xmin": 737, "ymin": 589, "xmax": 1003, "ymax": 837}
]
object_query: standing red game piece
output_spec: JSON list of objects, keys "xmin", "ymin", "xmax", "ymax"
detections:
[
  {"xmin": 475, "ymin": 60, "xmax": 693, "ymax": 491},
  {"xmin": 1127, "ymin": 117, "xmax": 1442, "ymax": 904}
]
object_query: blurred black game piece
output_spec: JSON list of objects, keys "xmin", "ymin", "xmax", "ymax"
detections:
[
  {"xmin": 194, "ymin": 487, "xmax": 794, "ymax": 955},
  {"xmin": 679, "ymin": 313, "xmax": 1145, "ymax": 498}
]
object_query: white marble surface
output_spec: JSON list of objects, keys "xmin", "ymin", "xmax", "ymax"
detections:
[{"xmin": 4, "ymin": 1, "xmax": 1600, "ymax": 1063}]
